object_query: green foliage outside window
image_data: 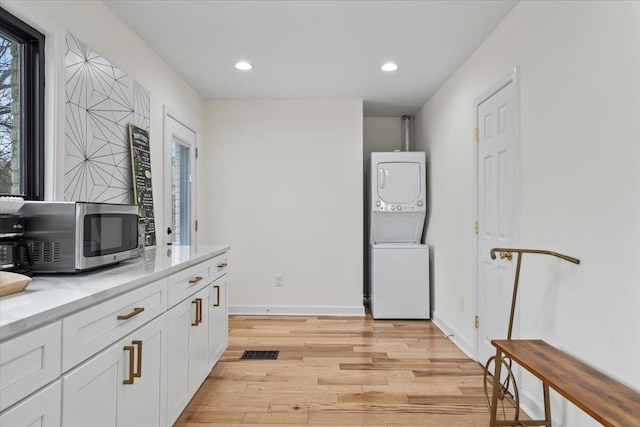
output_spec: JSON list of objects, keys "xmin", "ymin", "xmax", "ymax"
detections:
[{"xmin": 0, "ymin": 34, "xmax": 21, "ymax": 195}]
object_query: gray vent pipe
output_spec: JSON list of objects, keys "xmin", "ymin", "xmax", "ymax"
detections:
[{"xmin": 401, "ymin": 115, "xmax": 413, "ymax": 151}]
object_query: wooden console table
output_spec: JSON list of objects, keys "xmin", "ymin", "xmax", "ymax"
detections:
[{"xmin": 490, "ymin": 339, "xmax": 640, "ymax": 427}]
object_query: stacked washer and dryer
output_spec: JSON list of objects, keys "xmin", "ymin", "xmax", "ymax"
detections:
[{"xmin": 369, "ymin": 151, "xmax": 430, "ymax": 319}]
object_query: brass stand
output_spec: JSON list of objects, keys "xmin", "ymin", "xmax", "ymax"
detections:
[{"xmin": 484, "ymin": 248, "xmax": 580, "ymax": 427}]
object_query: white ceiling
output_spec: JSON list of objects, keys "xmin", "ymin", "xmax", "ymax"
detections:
[{"xmin": 103, "ymin": 0, "xmax": 518, "ymax": 117}]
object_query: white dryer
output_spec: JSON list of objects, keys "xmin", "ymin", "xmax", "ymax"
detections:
[{"xmin": 369, "ymin": 151, "xmax": 426, "ymax": 244}]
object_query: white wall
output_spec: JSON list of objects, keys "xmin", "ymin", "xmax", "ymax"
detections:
[
  {"xmin": 363, "ymin": 117, "xmax": 402, "ymax": 156},
  {"xmin": 201, "ymin": 100, "xmax": 364, "ymax": 315},
  {"xmin": 4, "ymin": 0, "xmax": 205, "ymax": 243},
  {"xmin": 414, "ymin": 0, "xmax": 640, "ymax": 424}
]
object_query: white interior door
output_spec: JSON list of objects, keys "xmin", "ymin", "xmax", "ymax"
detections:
[
  {"xmin": 163, "ymin": 107, "xmax": 197, "ymax": 246},
  {"xmin": 475, "ymin": 72, "xmax": 519, "ymax": 365}
]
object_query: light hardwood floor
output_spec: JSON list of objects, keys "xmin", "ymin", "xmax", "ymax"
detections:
[{"xmin": 174, "ymin": 315, "xmax": 506, "ymax": 426}]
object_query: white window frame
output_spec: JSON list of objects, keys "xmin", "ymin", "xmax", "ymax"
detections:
[{"xmin": 163, "ymin": 105, "xmax": 197, "ymax": 246}]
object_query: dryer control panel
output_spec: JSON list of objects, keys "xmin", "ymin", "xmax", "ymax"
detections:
[{"xmin": 373, "ymin": 199, "xmax": 425, "ymax": 212}]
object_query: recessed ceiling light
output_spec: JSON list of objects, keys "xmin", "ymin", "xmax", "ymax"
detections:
[
  {"xmin": 235, "ymin": 61, "xmax": 252, "ymax": 71},
  {"xmin": 381, "ymin": 62, "xmax": 398, "ymax": 72}
]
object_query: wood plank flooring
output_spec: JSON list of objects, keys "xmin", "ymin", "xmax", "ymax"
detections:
[{"xmin": 174, "ymin": 315, "xmax": 516, "ymax": 426}]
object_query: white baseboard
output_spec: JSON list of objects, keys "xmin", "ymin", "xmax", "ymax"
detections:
[
  {"xmin": 519, "ymin": 389, "xmax": 565, "ymax": 426},
  {"xmin": 520, "ymin": 389, "xmax": 568, "ymax": 426},
  {"xmin": 430, "ymin": 310, "xmax": 474, "ymax": 359},
  {"xmin": 229, "ymin": 304, "xmax": 366, "ymax": 317},
  {"xmin": 519, "ymin": 390, "xmax": 545, "ymax": 423}
]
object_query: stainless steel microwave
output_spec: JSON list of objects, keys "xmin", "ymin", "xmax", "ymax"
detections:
[{"xmin": 20, "ymin": 201, "xmax": 139, "ymax": 273}]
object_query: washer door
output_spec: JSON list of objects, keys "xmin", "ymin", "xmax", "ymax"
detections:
[{"xmin": 376, "ymin": 162, "xmax": 422, "ymax": 204}]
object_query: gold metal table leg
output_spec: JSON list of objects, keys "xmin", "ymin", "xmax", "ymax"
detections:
[
  {"xmin": 543, "ymin": 384, "xmax": 552, "ymax": 426},
  {"xmin": 490, "ymin": 348, "xmax": 503, "ymax": 427}
]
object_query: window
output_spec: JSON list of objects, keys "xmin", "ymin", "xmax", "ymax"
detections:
[
  {"xmin": 171, "ymin": 139, "xmax": 191, "ymax": 245},
  {"xmin": 0, "ymin": 8, "xmax": 44, "ymax": 200}
]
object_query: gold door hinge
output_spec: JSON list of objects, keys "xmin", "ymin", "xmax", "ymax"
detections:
[
  {"xmin": 475, "ymin": 128, "xmax": 479, "ymax": 142},
  {"xmin": 475, "ymin": 316, "xmax": 479, "ymax": 329},
  {"xmin": 475, "ymin": 221, "xmax": 479, "ymax": 235}
]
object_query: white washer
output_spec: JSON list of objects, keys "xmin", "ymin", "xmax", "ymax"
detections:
[
  {"xmin": 370, "ymin": 152, "xmax": 426, "ymax": 244},
  {"xmin": 369, "ymin": 243, "xmax": 430, "ymax": 319}
]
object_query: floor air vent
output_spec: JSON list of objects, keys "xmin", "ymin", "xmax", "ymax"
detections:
[{"xmin": 240, "ymin": 350, "xmax": 279, "ymax": 360}]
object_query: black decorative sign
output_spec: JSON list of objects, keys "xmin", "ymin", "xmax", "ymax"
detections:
[{"xmin": 129, "ymin": 123, "xmax": 156, "ymax": 246}]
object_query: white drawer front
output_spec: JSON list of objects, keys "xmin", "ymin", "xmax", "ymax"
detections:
[
  {"xmin": 62, "ymin": 278, "xmax": 167, "ymax": 372},
  {"xmin": 168, "ymin": 255, "xmax": 227, "ymax": 307},
  {"xmin": 0, "ymin": 322, "xmax": 61, "ymax": 412},
  {"xmin": 213, "ymin": 253, "xmax": 229, "ymax": 282},
  {"xmin": 0, "ymin": 380, "xmax": 61, "ymax": 427}
]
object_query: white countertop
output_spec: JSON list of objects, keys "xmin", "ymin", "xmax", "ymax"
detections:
[{"xmin": 0, "ymin": 245, "xmax": 230, "ymax": 341}]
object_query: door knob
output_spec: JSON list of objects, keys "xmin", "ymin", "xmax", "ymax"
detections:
[{"xmin": 499, "ymin": 251, "xmax": 513, "ymax": 261}]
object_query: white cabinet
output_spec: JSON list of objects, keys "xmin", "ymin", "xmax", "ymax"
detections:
[
  {"xmin": 0, "ymin": 321, "xmax": 61, "ymax": 412},
  {"xmin": 0, "ymin": 381, "xmax": 61, "ymax": 427},
  {"xmin": 188, "ymin": 286, "xmax": 211, "ymax": 387},
  {"xmin": 209, "ymin": 279, "xmax": 228, "ymax": 365},
  {"xmin": 166, "ymin": 285, "xmax": 211, "ymax": 425},
  {"xmin": 0, "ymin": 249, "xmax": 229, "ymax": 427},
  {"xmin": 208, "ymin": 252, "xmax": 230, "ymax": 366},
  {"xmin": 165, "ymin": 297, "xmax": 189, "ymax": 425},
  {"xmin": 62, "ymin": 314, "xmax": 167, "ymax": 427},
  {"xmin": 166, "ymin": 252, "xmax": 229, "ymax": 426}
]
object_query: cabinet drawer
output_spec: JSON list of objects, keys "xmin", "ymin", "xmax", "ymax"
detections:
[
  {"xmin": 62, "ymin": 278, "xmax": 167, "ymax": 372},
  {"xmin": 168, "ymin": 253, "xmax": 228, "ymax": 307},
  {"xmin": 0, "ymin": 380, "xmax": 61, "ymax": 427},
  {"xmin": 211, "ymin": 252, "xmax": 229, "ymax": 279},
  {"xmin": 0, "ymin": 322, "xmax": 61, "ymax": 412}
]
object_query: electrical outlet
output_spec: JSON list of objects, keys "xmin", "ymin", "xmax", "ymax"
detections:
[
  {"xmin": 275, "ymin": 274, "xmax": 283, "ymax": 287},
  {"xmin": 459, "ymin": 297, "xmax": 465, "ymax": 312}
]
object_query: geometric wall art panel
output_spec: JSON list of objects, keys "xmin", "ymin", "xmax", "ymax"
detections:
[{"xmin": 64, "ymin": 33, "xmax": 150, "ymax": 203}]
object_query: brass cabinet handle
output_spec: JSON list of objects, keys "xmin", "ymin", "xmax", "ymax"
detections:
[
  {"xmin": 214, "ymin": 285, "xmax": 220, "ymax": 307},
  {"xmin": 117, "ymin": 307, "xmax": 145, "ymax": 321},
  {"xmin": 192, "ymin": 299, "xmax": 200, "ymax": 326},
  {"xmin": 217, "ymin": 262, "xmax": 227, "ymax": 269},
  {"xmin": 499, "ymin": 251, "xmax": 513, "ymax": 261},
  {"xmin": 189, "ymin": 276, "xmax": 204, "ymax": 284},
  {"xmin": 123, "ymin": 345, "xmax": 135, "ymax": 385},
  {"xmin": 191, "ymin": 298, "xmax": 203, "ymax": 326},
  {"xmin": 132, "ymin": 340, "xmax": 142, "ymax": 378},
  {"xmin": 196, "ymin": 298, "xmax": 203, "ymax": 324}
]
